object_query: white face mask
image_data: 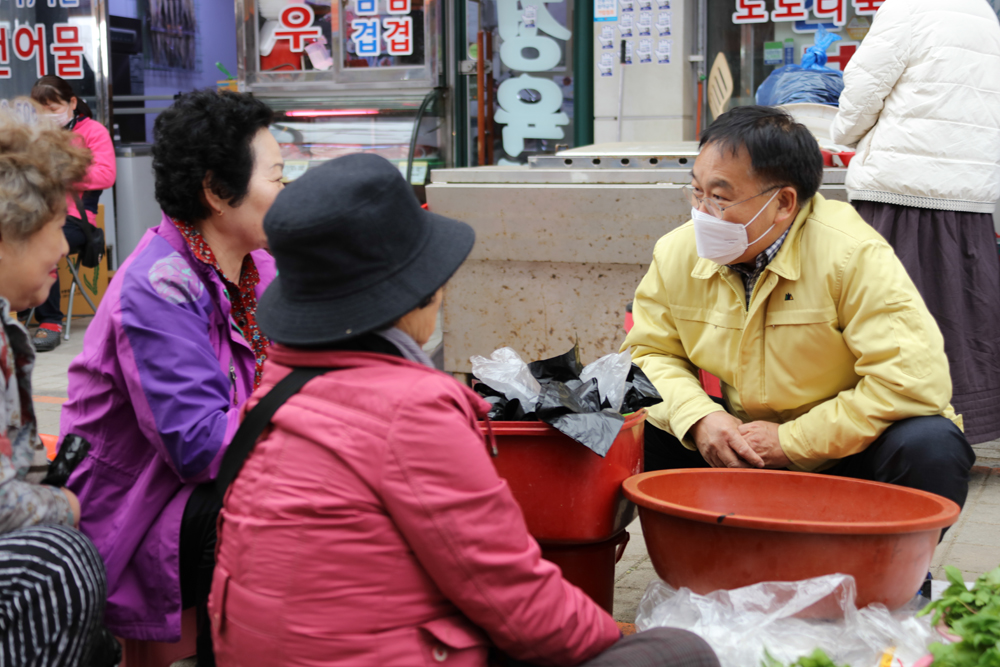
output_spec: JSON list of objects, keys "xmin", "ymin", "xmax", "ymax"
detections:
[
  {"xmin": 691, "ymin": 188, "xmax": 780, "ymax": 265},
  {"xmin": 42, "ymin": 110, "xmax": 72, "ymax": 127}
]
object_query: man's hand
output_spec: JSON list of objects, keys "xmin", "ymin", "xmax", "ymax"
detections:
[
  {"xmin": 690, "ymin": 412, "xmax": 765, "ymax": 469},
  {"xmin": 737, "ymin": 421, "xmax": 790, "ymax": 469}
]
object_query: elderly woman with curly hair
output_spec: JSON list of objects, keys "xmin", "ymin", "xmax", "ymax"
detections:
[
  {"xmin": 0, "ymin": 107, "xmax": 110, "ymax": 665},
  {"xmin": 60, "ymin": 89, "xmax": 283, "ymax": 665}
]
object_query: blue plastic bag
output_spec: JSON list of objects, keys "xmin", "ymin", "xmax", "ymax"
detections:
[{"xmin": 756, "ymin": 27, "xmax": 845, "ymax": 107}]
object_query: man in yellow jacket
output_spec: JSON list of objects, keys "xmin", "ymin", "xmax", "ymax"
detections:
[{"xmin": 622, "ymin": 105, "xmax": 974, "ymax": 509}]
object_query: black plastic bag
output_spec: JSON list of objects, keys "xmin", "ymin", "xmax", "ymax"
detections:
[
  {"xmin": 42, "ymin": 433, "xmax": 91, "ymax": 487},
  {"xmin": 621, "ymin": 365, "xmax": 662, "ymax": 414},
  {"xmin": 529, "ymin": 346, "xmax": 584, "ymax": 383},
  {"xmin": 473, "ymin": 345, "xmax": 662, "ymax": 457},
  {"xmin": 532, "ymin": 379, "xmax": 625, "ymax": 457},
  {"xmin": 546, "ymin": 410, "xmax": 626, "ymax": 458}
]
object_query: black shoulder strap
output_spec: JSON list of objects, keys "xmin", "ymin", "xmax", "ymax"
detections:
[{"xmin": 215, "ymin": 366, "xmax": 335, "ymax": 500}]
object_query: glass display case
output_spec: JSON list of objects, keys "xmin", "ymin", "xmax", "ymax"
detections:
[
  {"xmin": 237, "ymin": 0, "xmax": 443, "ymax": 89},
  {"xmin": 235, "ymin": 0, "xmax": 448, "ymax": 189},
  {"xmin": 265, "ymin": 94, "xmax": 447, "ymax": 188}
]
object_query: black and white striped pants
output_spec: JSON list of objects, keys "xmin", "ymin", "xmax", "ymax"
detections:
[{"xmin": 0, "ymin": 524, "xmax": 106, "ymax": 667}]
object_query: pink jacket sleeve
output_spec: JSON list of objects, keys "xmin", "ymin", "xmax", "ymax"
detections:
[
  {"xmin": 380, "ymin": 377, "xmax": 621, "ymax": 666},
  {"xmin": 67, "ymin": 118, "xmax": 116, "ymax": 222},
  {"xmin": 75, "ymin": 118, "xmax": 116, "ymax": 191}
]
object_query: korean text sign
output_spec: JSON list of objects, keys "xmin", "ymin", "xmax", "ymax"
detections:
[
  {"xmin": 1, "ymin": 0, "xmax": 99, "ymax": 107},
  {"xmin": 494, "ymin": 0, "xmax": 572, "ymax": 157},
  {"xmin": 349, "ymin": 0, "xmax": 416, "ymax": 61},
  {"xmin": 732, "ymin": 0, "xmax": 883, "ymax": 25}
]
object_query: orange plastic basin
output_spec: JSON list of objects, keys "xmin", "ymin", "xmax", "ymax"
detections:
[
  {"xmin": 622, "ymin": 469, "xmax": 961, "ymax": 611},
  {"xmin": 482, "ymin": 410, "xmax": 646, "ymax": 543}
]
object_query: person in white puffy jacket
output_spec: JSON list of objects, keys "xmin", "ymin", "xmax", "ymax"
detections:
[{"xmin": 831, "ymin": 0, "xmax": 1000, "ymax": 444}]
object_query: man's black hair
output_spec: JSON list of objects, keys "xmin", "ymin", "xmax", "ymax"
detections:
[
  {"xmin": 699, "ymin": 105, "xmax": 824, "ymax": 204},
  {"xmin": 152, "ymin": 89, "xmax": 275, "ymax": 223}
]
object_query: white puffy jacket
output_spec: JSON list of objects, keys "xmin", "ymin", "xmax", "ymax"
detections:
[{"xmin": 830, "ymin": 0, "xmax": 1000, "ymax": 213}]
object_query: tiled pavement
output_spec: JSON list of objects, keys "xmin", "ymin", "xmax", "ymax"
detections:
[{"xmin": 28, "ymin": 316, "xmax": 1000, "ymax": 638}]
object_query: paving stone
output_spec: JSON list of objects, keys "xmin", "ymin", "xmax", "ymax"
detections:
[{"xmin": 973, "ymin": 438, "xmax": 1000, "ymax": 468}]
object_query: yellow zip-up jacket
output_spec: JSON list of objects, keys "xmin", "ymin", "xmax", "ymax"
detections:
[{"xmin": 622, "ymin": 194, "xmax": 961, "ymax": 472}]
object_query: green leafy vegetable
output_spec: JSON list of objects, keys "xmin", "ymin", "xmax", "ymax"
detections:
[
  {"xmin": 761, "ymin": 648, "xmax": 850, "ymax": 667},
  {"xmin": 918, "ymin": 565, "xmax": 1000, "ymax": 666}
]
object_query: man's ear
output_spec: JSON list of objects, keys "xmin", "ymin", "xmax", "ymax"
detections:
[{"xmin": 775, "ymin": 186, "xmax": 799, "ymax": 226}]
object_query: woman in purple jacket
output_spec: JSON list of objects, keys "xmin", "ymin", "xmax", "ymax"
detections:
[{"xmin": 60, "ymin": 90, "xmax": 283, "ymax": 665}]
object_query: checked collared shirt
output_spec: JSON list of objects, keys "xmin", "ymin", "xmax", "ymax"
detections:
[{"xmin": 728, "ymin": 226, "xmax": 791, "ymax": 308}]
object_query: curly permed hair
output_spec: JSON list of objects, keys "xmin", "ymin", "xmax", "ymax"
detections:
[
  {"xmin": 0, "ymin": 105, "xmax": 91, "ymax": 242},
  {"xmin": 152, "ymin": 89, "xmax": 275, "ymax": 223}
]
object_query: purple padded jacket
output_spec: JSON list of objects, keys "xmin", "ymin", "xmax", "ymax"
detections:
[{"xmin": 61, "ymin": 214, "xmax": 275, "ymax": 641}]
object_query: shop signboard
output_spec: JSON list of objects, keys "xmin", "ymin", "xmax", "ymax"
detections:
[
  {"xmin": 732, "ymin": 0, "xmax": 883, "ymax": 26},
  {"xmin": 255, "ymin": 0, "xmax": 425, "ymax": 74},
  {"xmin": 494, "ymin": 0, "xmax": 571, "ymax": 158},
  {"xmin": 0, "ymin": 0, "xmax": 106, "ymax": 120}
]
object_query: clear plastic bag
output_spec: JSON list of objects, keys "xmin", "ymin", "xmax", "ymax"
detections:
[
  {"xmin": 756, "ymin": 27, "xmax": 845, "ymax": 107},
  {"xmin": 636, "ymin": 575, "xmax": 935, "ymax": 667},
  {"xmin": 470, "ymin": 347, "xmax": 542, "ymax": 410},
  {"xmin": 579, "ymin": 350, "xmax": 633, "ymax": 413}
]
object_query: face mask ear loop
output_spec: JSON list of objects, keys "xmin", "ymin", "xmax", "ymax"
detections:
[{"xmin": 745, "ymin": 188, "xmax": 782, "ymax": 247}]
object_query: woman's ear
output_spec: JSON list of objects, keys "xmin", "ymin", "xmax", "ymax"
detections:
[
  {"xmin": 70, "ymin": 97, "xmax": 78, "ymax": 112},
  {"xmin": 201, "ymin": 172, "xmax": 226, "ymax": 217}
]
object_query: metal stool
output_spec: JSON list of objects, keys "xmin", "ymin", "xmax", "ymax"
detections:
[{"xmin": 63, "ymin": 253, "xmax": 98, "ymax": 340}]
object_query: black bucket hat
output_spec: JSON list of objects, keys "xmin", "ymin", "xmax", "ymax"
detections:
[{"xmin": 257, "ymin": 153, "xmax": 475, "ymax": 346}]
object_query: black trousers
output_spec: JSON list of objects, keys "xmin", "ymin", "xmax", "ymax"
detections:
[
  {"xmin": 179, "ymin": 484, "xmax": 222, "ymax": 667},
  {"xmin": 644, "ymin": 415, "xmax": 976, "ymax": 511},
  {"xmin": 34, "ymin": 217, "xmax": 88, "ymax": 325},
  {"xmin": 502, "ymin": 627, "xmax": 720, "ymax": 667}
]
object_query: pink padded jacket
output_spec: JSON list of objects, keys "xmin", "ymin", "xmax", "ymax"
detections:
[{"xmin": 210, "ymin": 344, "xmax": 620, "ymax": 666}]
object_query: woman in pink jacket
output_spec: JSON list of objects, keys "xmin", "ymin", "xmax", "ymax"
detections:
[
  {"xmin": 209, "ymin": 153, "xmax": 720, "ymax": 667},
  {"xmin": 28, "ymin": 75, "xmax": 116, "ymax": 352}
]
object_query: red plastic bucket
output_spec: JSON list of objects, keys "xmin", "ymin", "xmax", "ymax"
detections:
[
  {"xmin": 540, "ymin": 530, "xmax": 630, "ymax": 614},
  {"xmin": 481, "ymin": 410, "xmax": 646, "ymax": 543}
]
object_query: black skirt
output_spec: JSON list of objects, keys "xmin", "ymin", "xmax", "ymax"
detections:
[{"xmin": 854, "ymin": 200, "xmax": 1000, "ymax": 444}]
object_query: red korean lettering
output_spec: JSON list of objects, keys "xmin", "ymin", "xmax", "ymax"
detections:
[
  {"xmin": 732, "ymin": 0, "xmax": 768, "ymax": 24},
  {"xmin": 771, "ymin": 0, "xmax": 808, "ymax": 21},
  {"xmin": 386, "ymin": 0, "xmax": 411, "ymax": 14},
  {"xmin": 383, "ymin": 16, "xmax": 412, "ymax": 56},
  {"xmin": 851, "ymin": 0, "xmax": 884, "ymax": 15},
  {"xmin": 14, "ymin": 23, "xmax": 47, "ymax": 78},
  {"xmin": 50, "ymin": 24, "xmax": 84, "ymax": 79},
  {"xmin": 0, "ymin": 26, "xmax": 11, "ymax": 79},
  {"xmin": 812, "ymin": 0, "xmax": 846, "ymax": 25},
  {"xmin": 275, "ymin": 5, "xmax": 322, "ymax": 53}
]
